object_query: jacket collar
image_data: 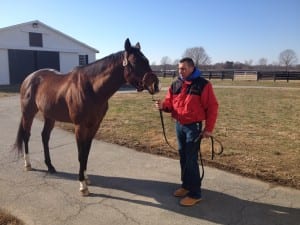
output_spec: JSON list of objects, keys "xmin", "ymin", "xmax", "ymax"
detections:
[{"xmin": 179, "ymin": 68, "xmax": 202, "ymax": 83}]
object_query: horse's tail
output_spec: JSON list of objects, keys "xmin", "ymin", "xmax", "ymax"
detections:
[
  {"xmin": 13, "ymin": 71, "xmax": 40, "ymax": 156},
  {"xmin": 13, "ymin": 119, "xmax": 24, "ymax": 155}
]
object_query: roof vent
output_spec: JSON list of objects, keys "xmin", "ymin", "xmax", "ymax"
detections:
[{"xmin": 32, "ymin": 22, "xmax": 38, "ymax": 28}]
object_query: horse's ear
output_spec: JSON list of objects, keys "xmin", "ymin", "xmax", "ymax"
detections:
[
  {"xmin": 135, "ymin": 42, "xmax": 141, "ymax": 50},
  {"xmin": 125, "ymin": 38, "xmax": 131, "ymax": 51}
]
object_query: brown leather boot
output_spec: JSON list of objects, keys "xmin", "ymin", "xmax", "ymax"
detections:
[
  {"xmin": 180, "ymin": 196, "xmax": 202, "ymax": 206},
  {"xmin": 173, "ymin": 187, "xmax": 189, "ymax": 197}
]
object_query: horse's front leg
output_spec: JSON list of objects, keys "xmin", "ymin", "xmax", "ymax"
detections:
[
  {"xmin": 75, "ymin": 104, "xmax": 107, "ymax": 196},
  {"xmin": 77, "ymin": 138, "xmax": 93, "ymax": 196}
]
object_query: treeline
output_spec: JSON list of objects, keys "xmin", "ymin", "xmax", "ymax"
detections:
[{"xmin": 151, "ymin": 61, "xmax": 300, "ymax": 72}]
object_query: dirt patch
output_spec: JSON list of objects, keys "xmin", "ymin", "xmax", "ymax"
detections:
[{"xmin": 0, "ymin": 209, "xmax": 24, "ymax": 225}]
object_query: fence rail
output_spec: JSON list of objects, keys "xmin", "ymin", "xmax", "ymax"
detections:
[
  {"xmin": 154, "ymin": 70, "xmax": 300, "ymax": 82},
  {"xmin": 257, "ymin": 71, "xmax": 300, "ymax": 82}
]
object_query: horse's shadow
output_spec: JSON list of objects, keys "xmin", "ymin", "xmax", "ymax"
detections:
[{"xmin": 42, "ymin": 170, "xmax": 299, "ymax": 225}]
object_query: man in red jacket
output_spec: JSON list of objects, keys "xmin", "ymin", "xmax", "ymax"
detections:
[{"xmin": 155, "ymin": 57, "xmax": 218, "ymax": 206}]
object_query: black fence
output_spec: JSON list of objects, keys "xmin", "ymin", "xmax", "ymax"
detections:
[
  {"xmin": 154, "ymin": 70, "xmax": 177, "ymax": 78},
  {"xmin": 154, "ymin": 70, "xmax": 300, "ymax": 82},
  {"xmin": 202, "ymin": 71, "xmax": 234, "ymax": 80},
  {"xmin": 154, "ymin": 70, "xmax": 234, "ymax": 80},
  {"xmin": 257, "ymin": 71, "xmax": 300, "ymax": 82}
]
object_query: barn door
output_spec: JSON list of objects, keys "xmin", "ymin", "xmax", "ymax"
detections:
[{"xmin": 8, "ymin": 49, "xmax": 60, "ymax": 84}]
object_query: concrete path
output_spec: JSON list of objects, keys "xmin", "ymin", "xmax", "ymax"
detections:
[{"xmin": 0, "ymin": 95, "xmax": 299, "ymax": 225}]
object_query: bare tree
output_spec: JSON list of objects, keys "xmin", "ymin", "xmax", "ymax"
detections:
[
  {"xmin": 279, "ymin": 49, "xmax": 298, "ymax": 71},
  {"xmin": 160, "ymin": 56, "xmax": 172, "ymax": 66},
  {"xmin": 244, "ymin": 59, "xmax": 253, "ymax": 66},
  {"xmin": 258, "ymin": 58, "xmax": 268, "ymax": 66},
  {"xmin": 151, "ymin": 61, "xmax": 156, "ymax": 66},
  {"xmin": 160, "ymin": 56, "xmax": 172, "ymax": 77},
  {"xmin": 173, "ymin": 59, "xmax": 179, "ymax": 65},
  {"xmin": 182, "ymin": 47, "xmax": 211, "ymax": 67}
]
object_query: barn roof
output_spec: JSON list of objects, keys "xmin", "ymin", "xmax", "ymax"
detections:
[{"xmin": 0, "ymin": 20, "xmax": 99, "ymax": 53}]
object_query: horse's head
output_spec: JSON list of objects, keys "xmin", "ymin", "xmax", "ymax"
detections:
[{"xmin": 122, "ymin": 38, "xmax": 159, "ymax": 95}]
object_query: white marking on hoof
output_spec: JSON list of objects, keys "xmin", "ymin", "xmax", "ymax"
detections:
[
  {"xmin": 80, "ymin": 188, "xmax": 90, "ymax": 196},
  {"xmin": 79, "ymin": 181, "xmax": 90, "ymax": 196},
  {"xmin": 24, "ymin": 154, "xmax": 32, "ymax": 171},
  {"xmin": 24, "ymin": 164, "xmax": 32, "ymax": 171}
]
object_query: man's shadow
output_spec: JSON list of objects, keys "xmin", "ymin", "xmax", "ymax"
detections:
[{"xmin": 43, "ymin": 170, "xmax": 300, "ymax": 225}]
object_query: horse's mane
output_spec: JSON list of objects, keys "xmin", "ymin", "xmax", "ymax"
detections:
[{"xmin": 72, "ymin": 51, "xmax": 124, "ymax": 76}]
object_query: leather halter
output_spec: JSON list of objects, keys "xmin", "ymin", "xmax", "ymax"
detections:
[{"xmin": 122, "ymin": 52, "xmax": 146, "ymax": 91}]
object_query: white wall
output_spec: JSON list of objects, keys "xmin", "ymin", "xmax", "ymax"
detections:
[
  {"xmin": 59, "ymin": 52, "xmax": 78, "ymax": 73},
  {"xmin": 0, "ymin": 49, "xmax": 9, "ymax": 85},
  {"xmin": 88, "ymin": 52, "xmax": 96, "ymax": 62},
  {"xmin": 0, "ymin": 21, "xmax": 98, "ymax": 84}
]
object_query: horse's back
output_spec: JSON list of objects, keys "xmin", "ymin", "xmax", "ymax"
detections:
[
  {"xmin": 20, "ymin": 69, "xmax": 70, "ymax": 114},
  {"xmin": 21, "ymin": 68, "xmax": 68, "ymax": 94}
]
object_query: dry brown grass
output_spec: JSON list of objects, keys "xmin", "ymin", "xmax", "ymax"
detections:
[
  {"xmin": 57, "ymin": 80, "xmax": 300, "ymax": 189},
  {"xmin": 1, "ymin": 81, "xmax": 300, "ymax": 189},
  {"xmin": 98, "ymin": 86, "xmax": 300, "ymax": 188},
  {"xmin": 0, "ymin": 85, "xmax": 20, "ymax": 97},
  {"xmin": 211, "ymin": 87, "xmax": 300, "ymax": 187},
  {"xmin": 0, "ymin": 209, "xmax": 24, "ymax": 225}
]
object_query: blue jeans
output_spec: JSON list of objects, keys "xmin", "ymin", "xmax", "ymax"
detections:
[{"xmin": 176, "ymin": 121, "xmax": 202, "ymax": 199}]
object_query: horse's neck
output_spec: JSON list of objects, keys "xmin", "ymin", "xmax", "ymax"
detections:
[{"xmin": 92, "ymin": 65, "xmax": 126, "ymax": 100}]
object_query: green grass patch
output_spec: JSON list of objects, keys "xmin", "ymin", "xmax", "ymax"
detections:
[{"xmin": 0, "ymin": 85, "xmax": 20, "ymax": 97}]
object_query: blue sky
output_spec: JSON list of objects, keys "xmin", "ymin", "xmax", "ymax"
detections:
[{"xmin": 1, "ymin": 0, "xmax": 299, "ymax": 65}]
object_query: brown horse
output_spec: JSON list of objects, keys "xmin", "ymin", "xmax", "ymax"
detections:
[{"xmin": 13, "ymin": 38, "xmax": 159, "ymax": 196}]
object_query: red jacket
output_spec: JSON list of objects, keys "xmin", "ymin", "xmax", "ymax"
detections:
[{"xmin": 162, "ymin": 77, "xmax": 218, "ymax": 132}]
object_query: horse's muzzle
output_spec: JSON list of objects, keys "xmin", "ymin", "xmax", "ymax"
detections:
[{"xmin": 142, "ymin": 72, "xmax": 160, "ymax": 95}]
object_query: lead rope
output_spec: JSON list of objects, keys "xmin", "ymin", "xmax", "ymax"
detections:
[
  {"xmin": 193, "ymin": 133, "xmax": 224, "ymax": 181},
  {"xmin": 152, "ymin": 96, "xmax": 177, "ymax": 151},
  {"xmin": 152, "ymin": 95, "xmax": 224, "ymax": 181}
]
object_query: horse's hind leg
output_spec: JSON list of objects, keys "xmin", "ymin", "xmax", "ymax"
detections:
[
  {"xmin": 23, "ymin": 118, "xmax": 32, "ymax": 171},
  {"xmin": 22, "ymin": 114, "xmax": 36, "ymax": 171},
  {"xmin": 42, "ymin": 118, "xmax": 56, "ymax": 173}
]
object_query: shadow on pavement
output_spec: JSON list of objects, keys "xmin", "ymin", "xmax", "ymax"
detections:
[{"xmin": 44, "ymin": 170, "xmax": 300, "ymax": 225}]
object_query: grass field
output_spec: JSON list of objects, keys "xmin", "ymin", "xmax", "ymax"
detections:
[
  {"xmin": 98, "ymin": 85, "xmax": 300, "ymax": 189},
  {"xmin": 1, "ymin": 80, "xmax": 299, "ymax": 189},
  {"xmin": 0, "ymin": 208, "xmax": 24, "ymax": 225},
  {"xmin": 52, "ymin": 79, "xmax": 300, "ymax": 189}
]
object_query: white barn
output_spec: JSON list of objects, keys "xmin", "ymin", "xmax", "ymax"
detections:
[{"xmin": 0, "ymin": 20, "xmax": 99, "ymax": 85}]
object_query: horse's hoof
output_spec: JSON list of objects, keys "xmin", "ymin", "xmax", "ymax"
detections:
[
  {"xmin": 80, "ymin": 188, "xmax": 90, "ymax": 197},
  {"xmin": 24, "ymin": 164, "xmax": 32, "ymax": 171}
]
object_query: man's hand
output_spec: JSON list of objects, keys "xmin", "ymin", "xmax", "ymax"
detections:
[
  {"xmin": 201, "ymin": 130, "xmax": 213, "ymax": 138},
  {"xmin": 155, "ymin": 100, "xmax": 163, "ymax": 110}
]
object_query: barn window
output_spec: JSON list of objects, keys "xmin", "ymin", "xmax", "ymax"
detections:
[
  {"xmin": 29, "ymin": 32, "xmax": 43, "ymax": 47},
  {"xmin": 79, "ymin": 55, "xmax": 88, "ymax": 66}
]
